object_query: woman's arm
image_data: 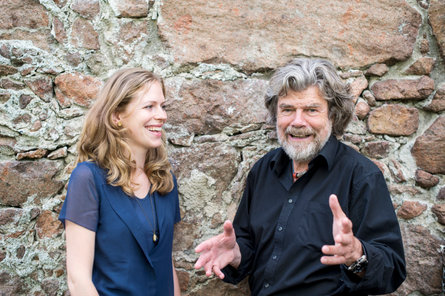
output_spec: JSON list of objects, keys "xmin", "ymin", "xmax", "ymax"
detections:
[
  {"xmin": 172, "ymin": 257, "xmax": 180, "ymax": 296},
  {"xmin": 65, "ymin": 220, "xmax": 99, "ymax": 296}
]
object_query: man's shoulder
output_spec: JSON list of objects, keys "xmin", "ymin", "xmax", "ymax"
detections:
[{"xmin": 336, "ymin": 141, "xmax": 382, "ymax": 175}]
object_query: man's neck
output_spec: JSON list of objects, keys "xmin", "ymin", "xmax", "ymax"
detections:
[{"xmin": 293, "ymin": 160, "xmax": 309, "ymax": 173}]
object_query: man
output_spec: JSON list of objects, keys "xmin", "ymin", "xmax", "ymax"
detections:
[{"xmin": 194, "ymin": 58, "xmax": 406, "ymax": 295}]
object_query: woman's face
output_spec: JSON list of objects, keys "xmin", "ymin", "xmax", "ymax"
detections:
[{"xmin": 116, "ymin": 81, "xmax": 167, "ymax": 157}]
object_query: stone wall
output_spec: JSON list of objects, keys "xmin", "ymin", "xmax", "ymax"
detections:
[{"xmin": 0, "ymin": 0, "xmax": 444, "ymax": 295}]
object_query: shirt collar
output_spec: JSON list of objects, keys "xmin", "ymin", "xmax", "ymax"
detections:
[{"xmin": 271, "ymin": 135, "xmax": 339, "ymax": 176}]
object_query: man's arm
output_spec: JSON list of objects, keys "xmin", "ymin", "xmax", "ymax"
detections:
[{"xmin": 321, "ymin": 172, "xmax": 406, "ymax": 294}]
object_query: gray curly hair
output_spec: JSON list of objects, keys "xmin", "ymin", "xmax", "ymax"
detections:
[{"xmin": 265, "ymin": 58, "xmax": 354, "ymax": 137}]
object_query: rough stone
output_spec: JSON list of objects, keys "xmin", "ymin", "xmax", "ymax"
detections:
[
  {"xmin": 173, "ymin": 221, "xmax": 198, "ymax": 252},
  {"xmin": 362, "ymin": 141, "xmax": 390, "ymax": 159},
  {"xmin": 0, "ymin": 208, "xmax": 22, "ymax": 226},
  {"xmin": 354, "ymin": 100, "xmax": 370, "ymax": 120},
  {"xmin": 431, "ymin": 204, "xmax": 445, "ymax": 225},
  {"xmin": 158, "ymin": 0, "xmax": 421, "ymax": 70},
  {"xmin": 415, "ymin": 169, "xmax": 440, "ymax": 189},
  {"xmin": 411, "ymin": 116, "xmax": 445, "ymax": 174},
  {"xmin": 169, "ymin": 142, "xmax": 240, "ymax": 198},
  {"xmin": 70, "ymin": 18, "xmax": 100, "ymax": 50},
  {"xmin": 388, "ymin": 159, "xmax": 406, "ymax": 183},
  {"xmin": 420, "ymin": 38, "xmax": 429, "ymax": 54},
  {"xmin": 349, "ymin": 76, "xmax": 368, "ymax": 100},
  {"xmin": 0, "ymin": 29, "xmax": 53, "ymax": 51},
  {"xmin": 0, "ymin": 90, "xmax": 11, "ymax": 103},
  {"xmin": 371, "ymin": 76, "xmax": 434, "ymax": 101},
  {"xmin": 0, "ymin": 137, "xmax": 16, "ymax": 156},
  {"xmin": 365, "ymin": 63, "xmax": 389, "ymax": 77},
  {"xmin": 403, "ymin": 57, "xmax": 435, "ymax": 75},
  {"xmin": 0, "ymin": 160, "xmax": 64, "ymax": 207},
  {"xmin": 187, "ymin": 277, "xmax": 250, "ymax": 296},
  {"xmin": 425, "ymin": 82, "xmax": 445, "ymax": 112},
  {"xmin": 0, "ymin": 272, "xmax": 24, "ymax": 295},
  {"xmin": 12, "ymin": 113, "xmax": 32, "ymax": 126},
  {"xmin": 429, "ymin": 0, "xmax": 445, "ymax": 59},
  {"xmin": 19, "ymin": 94, "xmax": 33, "ymax": 109},
  {"xmin": 397, "ymin": 224, "xmax": 444, "ymax": 295},
  {"xmin": 0, "ymin": 0, "xmax": 49, "ymax": 30},
  {"xmin": 35, "ymin": 210, "xmax": 63, "ymax": 239},
  {"xmin": 437, "ymin": 187, "xmax": 445, "ymax": 200},
  {"xmin": 47, "ymin": 147, "xmax": 68, "ymax": 160},
  {"xmin": 0, "ymin": 65, "xmax": 18, "ymax": 76},
  {"xmin": 0, "ymin": 78, "xmax": 25, "ymax": 90},
  {"xmin": 24, "ymin": 76, "xmax": 53, "ymax": 102},
  {"xmin": 71, "ymin": 0, "xmax": 100, "ymax": 19},
  {"xmin": 16, "ymin": 149, "xmax": 47, "ymax": 160},
  {"xmin": 54, "ymin": 72, "xmax": 102, "ymax": 108},
  {"xmin": 52, "ymin": 17, "xmax": 67, "ymax": 44},
  {"xmin": 109, "ymin": 0, "xmax": 149, "ymax": 18},
  {"xmin": 16, "ymin": 245, "xmax": 25, "ymax": 259},
  {"xmin": 176, "ymin": 269, "xmax": 190, "ymax": 292},
  {"xmin": 368, "ymin": 105, "xmax": 418, "ymax": 136},
  {"xmin": 164, "ymin": 78, "xmax": 268, "ymax": 135},
  {"xmin": 397, "ymin": 201, "xmax": 427, "ymax": 219},
  {"xmin": 388, "ymin": 185, "xmax": 421, "ymax": 196}
]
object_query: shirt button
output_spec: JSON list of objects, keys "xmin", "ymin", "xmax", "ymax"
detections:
[
  {"xmin": 278, "ymin": 226, "xmax": 283, "ymax": 231},
  {"xmin": 288, "ymin": 198, "xmax": 293, "ymax": 203},
  {"xmin": 264, "ymin": 283, "xmax": 270, "ymax": 288},
  {"xmin": 272, "ymin": 255, "xmax": 277, "ymax": 260}
]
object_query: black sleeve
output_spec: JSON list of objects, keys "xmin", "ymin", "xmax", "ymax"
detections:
[{"xmin": 342, "ymin": 171, "xmax": 406, "ymax": 294}]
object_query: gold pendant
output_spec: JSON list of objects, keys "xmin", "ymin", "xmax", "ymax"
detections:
[{"xmin": 153, "ymin": 233, "xmax": 158, "ymax": 242}]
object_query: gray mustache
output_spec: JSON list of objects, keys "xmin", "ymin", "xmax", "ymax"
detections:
[{"xmin": 285, "ymin": 127, "xmax": 314, "ymax": 137}]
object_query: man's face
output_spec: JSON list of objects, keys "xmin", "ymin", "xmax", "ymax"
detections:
[{"xmin": 276, "ymin": 86, "xmax": 332, "ymax": 163}]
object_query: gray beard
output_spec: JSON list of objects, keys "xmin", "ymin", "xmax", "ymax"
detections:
[{"xmin": 277, "ymin": 126, "xmax": 331, "ymax": 163}]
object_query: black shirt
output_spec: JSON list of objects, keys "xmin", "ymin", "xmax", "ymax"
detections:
[{"xmin": 222, "ymin": 136, "xmax": 406, "ymax": 295}]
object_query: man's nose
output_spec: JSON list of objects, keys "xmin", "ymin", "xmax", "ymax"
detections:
[{"xmin": 290, "ymin": 109, "xmax": 307, "ymax": 127}]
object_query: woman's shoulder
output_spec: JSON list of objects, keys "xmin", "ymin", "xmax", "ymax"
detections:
[{"xmin": 71, "ymin": 161, "xmax": 106, "ymax": 183}]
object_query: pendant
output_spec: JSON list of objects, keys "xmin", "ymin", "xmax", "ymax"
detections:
[{"xmin": 153, "ymin": 233, "xmax": 158, "ymax": 242}]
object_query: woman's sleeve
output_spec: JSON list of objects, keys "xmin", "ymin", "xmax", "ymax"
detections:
[{"xmin": 59, "ymin": 163, "xmax": 100, "ymax": 232}]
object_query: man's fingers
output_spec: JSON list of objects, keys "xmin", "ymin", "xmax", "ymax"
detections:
[
  {"xmin": 223, "ymin": 220, "xmax": 234, "ymax": 237},
  {"xmin": 340, "ymin": 217, "xmax": 353, "ymax": 235},
  {"xmin": 195, "ymin": 240, "xmax": 211, "ymax": 253},
  {"xmin": 320, "ymin": 255, "xmax": 346, "ymax": 266},
  {"xmin": 213, "ymin": 264, "xmax": 225, "ymax": 279},
  {"xmin": 329, "ymin": 194, "xmax": 345, "ymax": 220},
  {"xmin": 194, "ymin": 252, "xmax": 211, "ymax": 269},
  {"xmin": 204, "ymin": 260, "xmax": 214, "ymax": 277}
]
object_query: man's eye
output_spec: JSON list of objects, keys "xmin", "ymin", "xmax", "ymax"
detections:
[{"xmin": 281, "ymin": 109, "xmax": 293, "ymax": 114}]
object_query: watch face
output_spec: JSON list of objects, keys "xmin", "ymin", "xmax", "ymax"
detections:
[{"xmin": 347, "ymin": 255, "xmax": 368, "ymax": 273}]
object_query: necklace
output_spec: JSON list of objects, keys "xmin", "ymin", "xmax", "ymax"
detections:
[
  {"xmin": 293, "ymin": 170, "xmax": 307, "ymax": 181},
  {"xmin": 135, "ymin": 190, "xmax": 159, "ymax": 243},
  {"xmin": 292, "ymin": 162, "xmax": 307, "ymax": 181}
]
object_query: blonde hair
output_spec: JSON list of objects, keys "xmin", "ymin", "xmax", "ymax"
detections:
[{"xmin": 76, "ymin": 68, "xmax": 174, "ymax": 195}]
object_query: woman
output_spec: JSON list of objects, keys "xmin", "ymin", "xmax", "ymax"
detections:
[{"xmin": 59, "ymin": 68, "xmax": 181, "ymax": 296}]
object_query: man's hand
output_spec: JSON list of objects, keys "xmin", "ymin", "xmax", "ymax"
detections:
[
  {"xmin": 321, "ymin": 194, "xmax": 363, "ymax": 267},
  {"xmin": 194, "ymin": 220, "xmax": 241, "ymax": 279}
]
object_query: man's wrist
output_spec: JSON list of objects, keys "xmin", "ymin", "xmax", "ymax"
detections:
[{"xmin": 229, "ymin": 243, "xmax": 241, "ymax": 269}]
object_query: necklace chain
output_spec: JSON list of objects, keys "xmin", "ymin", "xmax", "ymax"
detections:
[{"xmin": 135, "ymin": 190, "xmax": 158, "ymax": 243}]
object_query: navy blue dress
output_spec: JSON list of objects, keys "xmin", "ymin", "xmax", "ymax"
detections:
[{"xmin": 59, "ymin": 161, "xmax": 181, "ymax": 296}]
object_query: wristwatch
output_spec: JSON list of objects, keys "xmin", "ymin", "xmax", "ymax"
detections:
[{"xmin": 346, "ymin": 254, "xmax": 368, "ymax": 274}]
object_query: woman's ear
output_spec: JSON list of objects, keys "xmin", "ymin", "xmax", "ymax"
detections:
[{"xmin": 112, "ymin": 111, "xmax": 122, "ymax": 127}]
